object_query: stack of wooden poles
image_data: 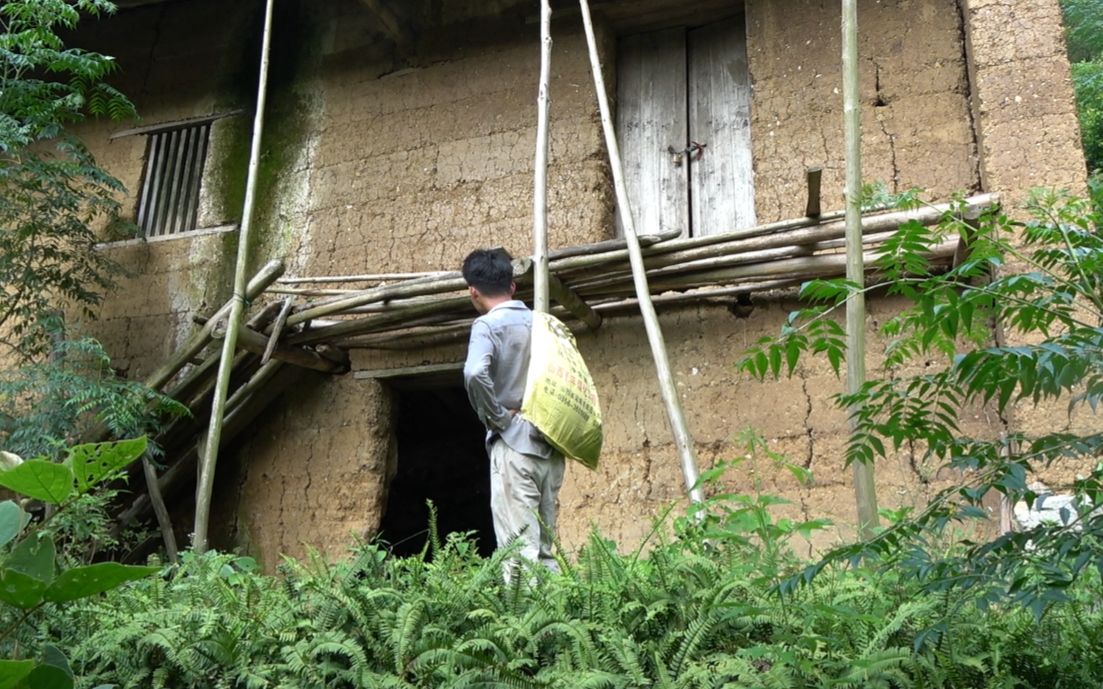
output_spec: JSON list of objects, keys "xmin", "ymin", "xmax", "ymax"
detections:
[{"xmin": 267, "ymin": 193, "xmax": 996, "ymax": 352}]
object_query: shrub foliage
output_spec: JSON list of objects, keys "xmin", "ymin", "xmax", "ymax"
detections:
[{"xmin": 42, "ymin": 509, "xmax": 1103, "ymax": 689}]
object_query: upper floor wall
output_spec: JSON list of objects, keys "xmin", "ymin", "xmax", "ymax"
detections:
[{"xmin": 67, "ymin": 0, "xmax": 1084, "ymax": 379}]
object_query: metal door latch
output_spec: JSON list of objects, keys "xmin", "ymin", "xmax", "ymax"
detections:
[{"xmin": 667, "ymin": 141, "xmax": 707, "ymax": 167}]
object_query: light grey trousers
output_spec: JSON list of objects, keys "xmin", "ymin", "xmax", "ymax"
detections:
[{"xmin": 489, "ymin": 439, "xmax": 566, "ymax": 572}]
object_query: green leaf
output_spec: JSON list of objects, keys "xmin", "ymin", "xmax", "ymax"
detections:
[
  {"xmin": 0, "ymin": 501, "xmax": 25, "ymax": 549},
  {"xmin": 0, "ymin": 460, "xmax": 73, "ymax": 504},
  {"xmin": 0, "ymin": 569, "xmax": 48, "ymax": 609},
  {"xmin": 18, "ymin": 645, "xmax": 72, "ymax": 689},
  {"xmin": 64, "ymin": 437, "xmax": 147, "ymax": 494},
  {"xmin": 44, "ymin": 562, "xmax": 159, "ymax": 603},
  {"xmin": 0, "ymin": 661, "xmax": 35, "ymax": 689},
  {"xmin": 5, "ymin": 534, "xmax": 55, "ymax": 583}
]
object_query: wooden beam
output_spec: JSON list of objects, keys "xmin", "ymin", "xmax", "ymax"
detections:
[
  {"xmin": 805, "ymin": 166, "xmax": 823, "ymax": 217},
  {"xmin": 549, "ymin": 273, "xmax": 602, "ymax": 329},
  {"xmin": 217, "ymin": 325, "xmax": 349, "ymax": 374},
  {"xmin": 353, "ymin": 361, "xmax": 464, "ymax": 380}
]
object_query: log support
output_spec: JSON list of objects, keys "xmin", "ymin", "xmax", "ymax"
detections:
[
  {"xmin": 549, "ymin": 273, "xmax": 602, "ymax": 330},
  {"xmin": 218, "ymin": 325, "xmax": 349, "ymax": 374}
]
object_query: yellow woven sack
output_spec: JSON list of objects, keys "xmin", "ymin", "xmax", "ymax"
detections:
[{"xmin": 521, "ymin": 313, "xmax": 603, "ymax": 469}]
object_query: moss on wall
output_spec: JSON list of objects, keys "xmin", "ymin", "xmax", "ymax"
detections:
[{"xmin": 206, "ymin": 0, "xmax": 321, "ymax": 291}]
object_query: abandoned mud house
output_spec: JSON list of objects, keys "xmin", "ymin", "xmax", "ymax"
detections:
[{"xmin": 66, "ymin": 0, "xmax": 1088, "ymax": 568}]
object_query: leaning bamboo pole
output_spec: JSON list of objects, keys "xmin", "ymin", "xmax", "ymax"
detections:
[
  {"xmin": 842, "ymin": 0, "xmax": 880, "ymax": 538},
  {"xmin": 142, "ymin": 458, "xmax": 178, "ymax": 562},
  {"xmin": 532, "ymin": 0, "xmax": 553, "ymax": 313},
  {"xmin": 579, "ymin": 0, "xmax": 703, "ymax": 504},
  {"xmin": 194, "ymin": 0, "xmax": 275, "ymax": 553},
  {"xmin": 142, "ymin": 259, "xmax": 284, "ymax": 393}
]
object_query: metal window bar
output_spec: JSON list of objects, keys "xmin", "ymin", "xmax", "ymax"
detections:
[{"xmin": 137, "ymin": 122, "xmax": 211, "ymax": 237}]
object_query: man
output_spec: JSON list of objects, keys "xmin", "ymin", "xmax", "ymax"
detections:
[{"xmin": 461, "ymin": 248, "xmax": 565, "ymax": 572}]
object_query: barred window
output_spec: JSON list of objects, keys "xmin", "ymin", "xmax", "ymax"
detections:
[{"xmin": 136, "ymin": 121, "xmax": 211, "ymax": 237}]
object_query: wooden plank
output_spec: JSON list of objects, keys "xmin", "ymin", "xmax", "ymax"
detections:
[
  {"xmin": 548, "ymin": 273, "xmax": 602, "ymax": 330},
  {"xmin": 688, "ymin": 16, "xmax": 755, "ymax": 237},
  {"xmin": 353, "ymin": 362, "xmax": 464, "ymax": 380},
  {"xmin": 616, "ymin": 28, "xmax": 689, "ymax": 238},
  {"xmin": 261, "ymin": 298, "xmax": 294, "ymax": 365},
  {"xmin": 806, "ymin": 166, "xmax": 823, "ymax": 217},
  {"xmin": 110, "ymin": 110, "xmax": 242, "ymax": 140}
]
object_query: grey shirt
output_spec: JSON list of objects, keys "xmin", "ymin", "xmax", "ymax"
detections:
[{"xmin": 463, "ymin": 300, "xmax": 556, "ymax": 459}]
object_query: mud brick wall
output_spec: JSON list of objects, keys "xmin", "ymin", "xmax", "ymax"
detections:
[
  {"xmin": 747, "ymin": 0, "xmax": 981, "ymax": 222},
  {"xmin": 963, "ymin": 0, "xmax": 1087, "ymax": 197},
  {"xmin": 58, "ymin": 0, "xmax": 1091, "ymax": 568},
  {"xmin": 962, "ymin": 0, "xmax": 1090, "ymax": 495},
  {"xmin": 227, "ymin": 10, "xmax": 616, "ymax": 563},
  {"xmin": 67, "ymin": 0, "xmax": 256, "ymax": 379}
]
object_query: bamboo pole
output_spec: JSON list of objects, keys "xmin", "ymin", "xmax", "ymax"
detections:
[
  {"xmin": 142, "ymin": 457, "xmax": 178, "ymax": 563},
  {"xmin": 277, "ymin": 271, "xmax": 447, "ymax": 284},
  {"xmin": 194, "ymin": 0, "xmax": 276, "ymax": 553},
  {"xmin": 142, "ymin": 259, "xmax": 284, "ymax": 393},
  {"xmin": 532, "ymin": 0, "xmax": 552, "ymax": 313},
  {"xmin": 579, "ymin": 0, "xmax": 703, "ymax": 504},
  {"xmin": 842, "ymin": 0, "xmax": 880, "ymax": 538},
  {"xmin": 289, "ymin": 259, "xmax": 532, "ymax": 326},
  {"xmin": 283, "ymin": 197, "xmax": 991, "ymax": 322},
  {"xmin": 220, "ymin": 325, "xmax": 349, "ymax": 373},
  {"xmin": 261, "ymin": 298, "xmax": 294, "ymax": 365}
]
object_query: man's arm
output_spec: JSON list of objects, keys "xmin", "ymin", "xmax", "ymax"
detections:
[{"xmin": 464, "ymin": 320, "xmax": 511, "ymax": 431}]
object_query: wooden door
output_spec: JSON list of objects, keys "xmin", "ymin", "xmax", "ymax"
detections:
[
  {"xmin": 616, "ymin": 28, "xmax": 689, "ymax": 238},
  {"xmin": 615, "ymin": 17, "xmax": 754, "ymax": 238},
  {"xmin": 688, "ymin": 18, "xmax": 755, "ymax": 236}
]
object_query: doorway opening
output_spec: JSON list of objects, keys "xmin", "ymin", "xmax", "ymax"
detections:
[{"xmin": 378, "ymin": 384, "xmax": 495, "ymax": 557}]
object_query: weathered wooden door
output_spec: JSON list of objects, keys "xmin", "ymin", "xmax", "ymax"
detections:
[{"xmin": 616, "ymin": 16, "xmax": 755, "ymax": 238}]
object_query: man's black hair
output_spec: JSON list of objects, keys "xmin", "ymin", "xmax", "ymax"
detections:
[{"xmin": 462, "ymin": 248, "xmax": 514, "ymax": 296}]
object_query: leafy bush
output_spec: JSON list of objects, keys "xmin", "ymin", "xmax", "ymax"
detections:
[
  {"xmin": 1062, "ymin": 0, "xmax": 1103, "ymax": 172},
  {"xmin": 42, "ymin": 495, "xmax": 1103, "ymax": 689},
  {"xmin": 0, "ymin": 438, "xmax": 158, "ymax": 689},
  {"xmin": 740, "ymin": 189, "xmax": 1103, "ymax": 615},
  {"xmin": 0, "ymin": 0, "xmax": 135, "ymax": 359}
]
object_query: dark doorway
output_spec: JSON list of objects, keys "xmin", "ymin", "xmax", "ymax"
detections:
[{"xmin": 378, "ymin": 385, "xmax": 495, "ymax": 557}]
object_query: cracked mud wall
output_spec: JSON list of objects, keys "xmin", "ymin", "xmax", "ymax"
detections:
[
  {"xmin": 963, "ymin": 0, "xmax": 1092, "ymax": 496},
  {"xmin": 59, "ymin": 0, "xmax": 1093, "ymax": 567},
  {"xmin": 210, "ymin": 372, "xmax": 395, "ymax": 566},
  {"xmin": 228, "ymin": 8, "xmax": 616, "ymax": 566},
  {"xmin": 746, "ymin": 0, "xmax": 981, "ymax": 222},
  {"xmin": 553, "ymin": 297, "xmax": 1006, "ymax": 553},
  {"xmin": 963, "ymin": 0, "xmax": 1087, "ymax": 197}
]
